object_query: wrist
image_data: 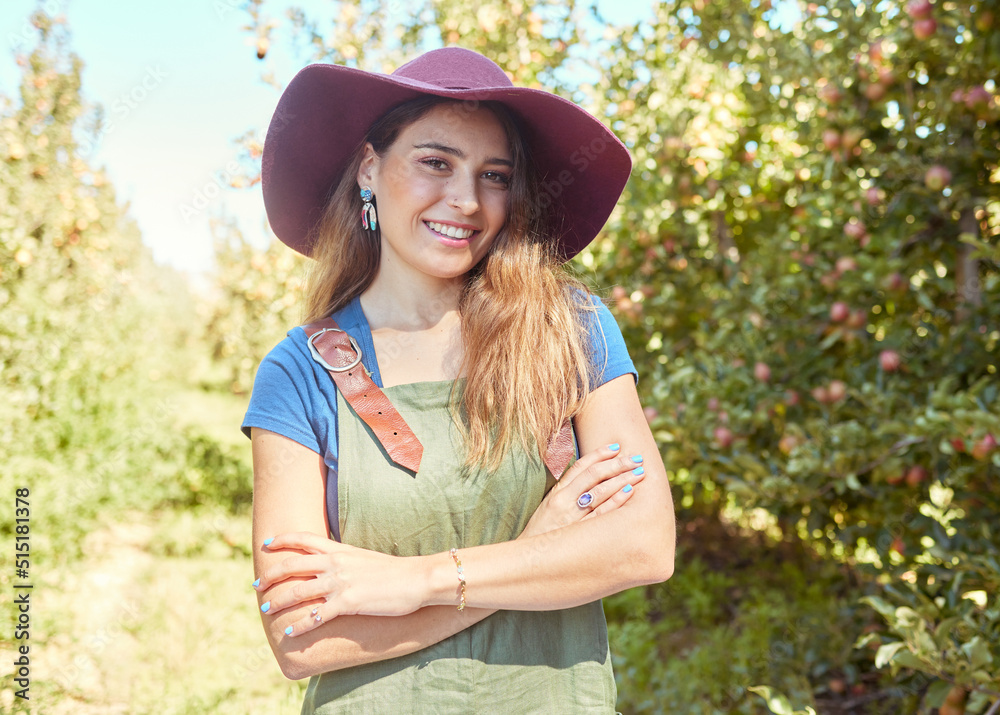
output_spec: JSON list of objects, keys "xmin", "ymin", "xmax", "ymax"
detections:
[{"xmin": 419, "ymin": 551, "xmax": 461, "ymax": 609}]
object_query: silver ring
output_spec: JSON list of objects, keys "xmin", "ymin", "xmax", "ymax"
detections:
[
  {"xmin": 576, "ymin": 492, "xmax": 594, "ymax": 509},
  {"xmin": 311, "ymin": 607, "xmax": 322, "ymax": 623}
]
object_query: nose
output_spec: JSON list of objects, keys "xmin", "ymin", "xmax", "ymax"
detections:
[{"xmin": 447, "ymin": 174, "xmax": 480, "ymax": 215}]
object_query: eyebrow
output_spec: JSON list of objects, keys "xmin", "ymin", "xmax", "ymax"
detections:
[{"xmin": 413, "ymin": 142, "xmax": 514, "ymax": 168}]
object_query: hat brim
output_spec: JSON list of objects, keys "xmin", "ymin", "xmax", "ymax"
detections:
[{"xmin": 262, "ymin": 60, "xmax": 633, "ymax": 259}]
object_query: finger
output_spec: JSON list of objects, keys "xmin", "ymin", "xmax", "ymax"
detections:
[
  {"xmin": 261, "ymin": 577, "xmax": 331, "ymax": 617},
  {"xmin": 260, "ymin": 531, "xmax": 334, "ymax": 555},
  {"xmin": 586, "ymin": 467, "xmax": 645, "ymax": 510},
  {"xmin": 563, "ymin": 451, "xmax": 646, "ymax": 498},
  {"xmin": 281, "ymin": 599, "xmax": 331, "ymax": 638},
  {"xmin": 553, "ymin": 443, "xmax": 625, "ymax": 485},
  {"xmin": 586, "ymin": 480, "xmax": 639, "ymax": 518},
  {"xmin": 255, "ymin": 553, "xmax": 328, "ymax": 592}
]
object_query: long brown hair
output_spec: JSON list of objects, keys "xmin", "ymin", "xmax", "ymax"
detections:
[{"xmin": 302, "ymin": 96, "xmax": 598, "ymax": 471}]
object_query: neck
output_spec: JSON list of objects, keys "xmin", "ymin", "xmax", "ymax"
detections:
[{"xmin": 360, "ymin": 267, "xmax": 466, "ymax": 332}]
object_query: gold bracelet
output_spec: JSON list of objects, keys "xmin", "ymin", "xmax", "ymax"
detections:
[{"xmin": 449, "ymin": 547, "xmax": 466, "ymax": 611}]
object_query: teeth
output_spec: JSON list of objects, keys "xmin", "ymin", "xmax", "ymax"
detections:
[{"xmin": 427, "ymin": 221, "xmax": 474, "ymax": 240}]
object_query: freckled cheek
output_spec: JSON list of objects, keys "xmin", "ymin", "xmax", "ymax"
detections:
[
  {"xmin": 383, "ymin": 170, "xmax": 440, "ymax": 210},
  {"xmin": 483, "ymin": 195, "xmax": 509, "ymax": 229}
]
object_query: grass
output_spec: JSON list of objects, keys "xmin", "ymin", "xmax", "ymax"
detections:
[{"xmin": 0, "ymin": 509, "xmax": 305, "ymax": 715}]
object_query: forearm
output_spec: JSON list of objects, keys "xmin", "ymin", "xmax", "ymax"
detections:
[
  {"xmin": 422, "ymin": 490, "xmax": 675, "ymax": 612},
  {"xmin": 264, "ymin": 596, "xmax": 495, "ymax": 680}
]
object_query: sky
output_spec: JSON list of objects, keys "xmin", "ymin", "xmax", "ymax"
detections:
[{"xmin": 0, "ymin": 0, "xmax": 673, "ymax": 280}]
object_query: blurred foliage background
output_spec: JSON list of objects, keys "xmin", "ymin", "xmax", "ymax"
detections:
[{"xmin": 1, "ymin": 0, "xmax": 998, "ymax": 713}]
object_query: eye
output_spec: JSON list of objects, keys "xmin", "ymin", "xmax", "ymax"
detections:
[
  {"xmin": 420, "ymin": 157, "xmax": 449, "ymax": 170},
  {"xmin": 483, "ymin": 170, "xmax": 511, "ymax": 186}
]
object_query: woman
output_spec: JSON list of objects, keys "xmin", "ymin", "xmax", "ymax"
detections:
[{"xmin": 243, "ymin": 47, "xmax": 675, "ymax": 713}]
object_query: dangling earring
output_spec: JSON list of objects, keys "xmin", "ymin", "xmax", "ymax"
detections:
[{"xmin": 360, "ymin": 186, "xmax": 377, "ymax": 232}]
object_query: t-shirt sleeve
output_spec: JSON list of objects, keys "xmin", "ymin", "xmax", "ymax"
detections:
[
  {"xmin": 241, "ymin": 337, "xmax": 324, "ymax": 455},
  {"xmin": 583, "ymin": 292, "xmax": 638, "ymax": 388}
]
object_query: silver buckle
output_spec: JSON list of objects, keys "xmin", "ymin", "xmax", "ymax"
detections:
[{"xmin": 307, "ymin": 328, "xmax": 363, "ymax": 373}]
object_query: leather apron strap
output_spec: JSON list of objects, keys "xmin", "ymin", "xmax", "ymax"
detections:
[
  {"xmin": 303, "ymin": 318, "xmax": 423, "ymax": 474},
  {"xmin": 303, "ymin": 317, "xmax": 576, "ymax": 479}
]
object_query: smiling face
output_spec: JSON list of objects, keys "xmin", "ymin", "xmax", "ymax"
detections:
[{"xmin": 357, "ymin": 102, "xmax": 514, "ymax": 286}]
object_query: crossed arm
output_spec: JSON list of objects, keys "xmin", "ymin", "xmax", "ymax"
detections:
[{"xmin": 251, "ymin": 373, "xmax": 676, "ymax": 680}]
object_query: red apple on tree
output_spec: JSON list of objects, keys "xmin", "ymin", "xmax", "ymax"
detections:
[
  {"xmin": 865, "ymin": 82, "xmax": 887, "ymax": 102},
  {"xmin": 822, "ymin": 128, "xmax": 841, "ymax": 151},
  {"xmin": 827, "ymin": 379, "xmax": 847, "ymax": 402},
  {"xmin": 844, "ymin": 219, "xmax": 867, "ymax": 240},
  {"xmin": 971, "ymin": 434, "xmax": 997, "ymax": 461},
  {"xmin": 905, "ymin": 465, "xmax": 928, "ymax": 487},
  {"xmin": 830, "ymin": 301, "xmax": 850, "ymax": 322},
  {"xmin": 754, "ymin": 361, "xmax": 772, "ymax": 382},
  {"xmin": 906, "ymin": 0, "xmax": 933, "ymax": 18},
  {"xmin": 778, "ymin": 433, "xmax": 802, "ymax": 455},
  {"xmin": 879, "ymin": 350, "xmax": 902, "ymax": 372},
  {"xmin": 846, "ymin": 309, "xmax": 867, "ymax": 329},
  {"xmin": 913, "ymin": 17, "xmax": 937, "ymax": 39},
  {"xmin": 835, "ymin": 256, "xmax": 858, "ymax": 273},
  {"xmin": 819, "ymin": 84, "xmax": 843, "ymax": 104},
  {"xmin": 713, "ymin": 426, "xmax": 734, "ymax": 448},
  {"xmin": 924, "ymin": 164, "xmax": 951, "ymax": 191},
  {"xmin": 884, "ymin": 272, "xmax": 908, "ymax": 293}
]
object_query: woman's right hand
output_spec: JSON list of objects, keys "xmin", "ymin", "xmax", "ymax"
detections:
[{"xmin": 519, "ymin": 443, "xmax": 645, "ymax": 539}]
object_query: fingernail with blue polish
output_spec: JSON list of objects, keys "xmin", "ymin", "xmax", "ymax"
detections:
[
  {"xmin": 285, "ymin": 626, "xmax": 293, "ymax": 635},
  {"xmin": 263, "ymin": 537, "xmax": 274, "ymax": 547},
  {"xmin": 252, "ymin": 578, "xmax": 260, "ymax": 588},
  {"xmin": 608, "ymin": 443, "xmax": 620, "ymax": 451},
  {"xmin": 631, "ymin": 455, "xmax": 643, "ymax": 463},
  {"xmin": 261, "ymin": 601, "xmax": 271, "ymax": 613},
  {"xmin": 632, "ymin": 466, "xmax": 644, "ymax": 476},
  {"xmin": 622, "ymin": 484, "xmax": 633, "ymax": 493}
]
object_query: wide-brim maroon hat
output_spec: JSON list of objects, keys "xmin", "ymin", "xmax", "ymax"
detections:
[{"xmin": 262, "ymin": 47, "xmax": 632, "ymax": 260}]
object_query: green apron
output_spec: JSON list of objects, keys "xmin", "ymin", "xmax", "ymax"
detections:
[{"xmin": 301, "ymin": 378, "xmax": 618, "ymax": 713}]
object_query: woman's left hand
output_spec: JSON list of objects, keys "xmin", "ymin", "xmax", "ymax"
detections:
[{"xmin": 254, "ymin": 532, "xmax": 426, "ymax": 636}]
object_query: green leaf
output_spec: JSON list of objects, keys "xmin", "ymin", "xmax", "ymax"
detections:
[
  {"xmin": 747, "ymin": 686, "xmax": 795, "ymax": 715},
  {"xmin": 923, "ymin": 679, "xmax": 954, "ymax": 709},
  {"xmin": 962, "ymin": 636, "xmax": 993, "ymax": 671},
  {"xmin": 861, "ymin": 596, "xmax": 896, "ymax": 620},
  {"xmin": 875, "ymin": 641, "xmax": 905, "ymax": 669},
  {"xmin": 893, "ymin": 650, "xmax": 928, "ymax": 670}
]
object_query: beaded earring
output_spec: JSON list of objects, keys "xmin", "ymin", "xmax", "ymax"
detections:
[{"xmin": 360, "ymin": 186, "xmax": 378, "ymax": 232}]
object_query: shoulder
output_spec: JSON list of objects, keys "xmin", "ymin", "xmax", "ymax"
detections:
[
  {"xmin": 241, "ymin": 327, "xmax": 337, "ymax": 454},
  {"xmin": 572, "ymin": 287, "xmax": 638, "ymax": 388}
]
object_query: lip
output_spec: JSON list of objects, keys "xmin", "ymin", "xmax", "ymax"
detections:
[{"xmin": 424, "ymin": 220, "xmax": 479, "ymax": 246}]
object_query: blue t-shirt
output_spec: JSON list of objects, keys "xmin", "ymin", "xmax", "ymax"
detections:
[{"xmin": 241, "ymin": 292, "xmax": 637, "ymax": 538}]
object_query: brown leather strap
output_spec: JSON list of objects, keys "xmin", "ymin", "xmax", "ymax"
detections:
[
  {"xmin": 304, "ymin": 317, "xmax": 575, "ymax": 479},
  {"xmin": 545, "ymin": 419, "xmax": 575, "ymax": 480},
  {"xmin": 303, "ymin": 318, "xmax": 423, "ymax": 474}
]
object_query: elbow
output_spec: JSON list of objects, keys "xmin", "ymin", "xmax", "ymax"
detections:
[
  {"xmin": 275, "ymin": 647, "xmax": 312, "ymax": 681},
  {"xmin": 631, "ymin": 512, "xmax": 675, "ymax": 584},
  {"xmin": 640, "ymin": 543, "xmax": 675, "ymax": 584},
  {"xmin": 268, "ymin": 633, "xmax": 323, "ymax": 681},
  {"xmin": 276, "ymin": 654, "xmax": 313, "ymax": 680}
]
